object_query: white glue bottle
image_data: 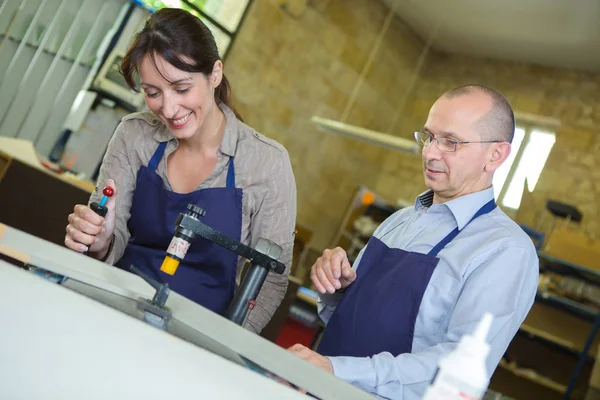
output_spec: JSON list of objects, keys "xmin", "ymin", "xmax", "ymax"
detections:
[{"xmin": 423, "ymin": 312, "xmax": 494, "ymax": 400}]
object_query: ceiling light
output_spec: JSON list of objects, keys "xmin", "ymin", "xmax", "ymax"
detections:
[{"xmin": 311, "ymin": 116, "xmax": 419, "ymax": 154}]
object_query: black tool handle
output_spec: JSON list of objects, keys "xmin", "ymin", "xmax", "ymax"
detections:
[
  {"xmin": 82, "ymin": 202, "xmax": 108, "ymax": 255},
  {"xmin": 227, "ymin": 263, "xmax": 270, "ymax": 325},
  {"xmin": 178, "ymin": 214, "xmax": 286, "ymax": 274},
  {"xmin": 90, "ymin": 201, "xmax": 108, "ymax": 217}
]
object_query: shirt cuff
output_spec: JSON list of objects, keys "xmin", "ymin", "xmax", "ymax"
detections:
[
  {"xmin": 318, "ymin": 291, "xmax": 344, "ymax": 306},
  {"xmin": 100, "ymin": 235, "xmax": 117, "ymax": 264},
  {"xmin": 329, "ymin": 356, "xmax": 377, "ymax": 389}
]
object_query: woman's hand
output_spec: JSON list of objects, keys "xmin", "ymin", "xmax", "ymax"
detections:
[{"xmin": 65, "ymin": 179, "xmax": 117, "ymax": 259}]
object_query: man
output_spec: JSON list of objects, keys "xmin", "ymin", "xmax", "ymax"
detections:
[{"xmin": 288, "ymin": 85, "xmax": 539, "ymax": 399}]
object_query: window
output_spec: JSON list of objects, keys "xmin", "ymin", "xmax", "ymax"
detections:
[
  {"xmin": 134, "ymin": 0, "xmax": 252, "ymax": 57},
  {"xmin": 493, "ymin": 125, "xmax": 556, "ymax": 210}
]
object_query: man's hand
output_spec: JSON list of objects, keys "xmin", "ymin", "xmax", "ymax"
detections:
[
  {"xmin": 288, "ymin": 344, "xmax": 333, "ymax": 374},
  {"xmin": 310, "ymin": 247, "xmax": 357, "ymax": 294}
]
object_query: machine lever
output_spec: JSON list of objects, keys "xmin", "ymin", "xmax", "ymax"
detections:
[
  {"xmin": 129, "ymin": 264, "xmax": 170, "ymax": 309},
  {"xmin": 159, "ymin": 205, "xmax": 285, "ymax": 326}
]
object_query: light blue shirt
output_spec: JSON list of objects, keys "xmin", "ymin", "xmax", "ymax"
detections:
[{"xmin": 318, "ymin": 187, "xmax": 539, "ymax": 399}]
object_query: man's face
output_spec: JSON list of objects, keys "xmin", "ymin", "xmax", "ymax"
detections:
[{"xmin": 421, "ymin": 94, "xmax": 496, "ymax": 203}]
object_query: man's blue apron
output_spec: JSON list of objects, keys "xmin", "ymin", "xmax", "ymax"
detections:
[
  {"xmin": 116, "ymin": 141, "xmax": 243, "ymax": 316},
  {"xmin": 317, "ymin": 199, "xmax": 496, "ymax": 357}
]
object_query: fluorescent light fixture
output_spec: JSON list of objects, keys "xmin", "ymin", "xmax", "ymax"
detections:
[{"xmin": 311, "ymin": 116, "xmax": 419, "ymax": 154}]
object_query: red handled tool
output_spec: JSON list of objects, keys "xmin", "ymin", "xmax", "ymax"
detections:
[
  {"xmin": 83, "ymin": 186, "xmax": 114, "ymax": 255},
  {"xmin": 90, "ymin": 186, "xmax": 114, "ymax": 218}
]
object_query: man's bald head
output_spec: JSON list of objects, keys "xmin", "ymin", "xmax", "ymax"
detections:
[{"xmin": 442, "ymin": 85, "xmax": 515, "ymax": 143}]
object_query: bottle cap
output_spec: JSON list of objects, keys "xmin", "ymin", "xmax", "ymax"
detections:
[
  {"xmin": 474, "ymin": 312, "xmax": 493, "ymax": 343},
  {"xmin": 457, "ymin": 312, "xmax": 493, "ymax": 359}
]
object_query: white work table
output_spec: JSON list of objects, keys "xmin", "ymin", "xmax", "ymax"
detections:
[{"xmin": 0, "ymin": 223, "xmax": 375, "ymax": 400}]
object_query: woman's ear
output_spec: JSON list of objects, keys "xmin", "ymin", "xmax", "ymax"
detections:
[
  {"xmin": 210, "ymin": 60, "xmax": 223, "ymax": 88},
  {"xmin": 485, "ymin": 142, "xmax": 511, "ymax": 173}
]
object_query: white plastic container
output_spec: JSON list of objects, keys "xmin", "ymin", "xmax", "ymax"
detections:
[{"xmin": 423, "ymin": 312, "xmax": 493, "ymax": 400}]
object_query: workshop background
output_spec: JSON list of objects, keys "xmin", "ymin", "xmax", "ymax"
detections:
[
  {"xmin": 2, "ymin": 0, "xmax": 600, "ymax": 399},
  {"xmin": 227, "ymin": 0, "xmax": 600, "ymax": 249}
]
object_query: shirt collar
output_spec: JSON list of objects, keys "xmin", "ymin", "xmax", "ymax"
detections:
[
  {"xmin": 218, "ymin": 103, "xmax": 239, "ymax": 157},
  {"xmin": 415, "ymin": 190, "xmax": 435, "ymax": 209},
  {"xmin": 152, "ymin": 102, "xmax": 239, "ymax": 157},
  {"xmin": 415, "ymin": 187, "xmax": 496, "ymax": 230}
]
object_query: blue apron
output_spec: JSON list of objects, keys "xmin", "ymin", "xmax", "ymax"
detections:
[
  {"xmin": 317, "ymin": 199, "xmax": 496, "ymax": 357},
  {"xmin": 116, "ymin": 142, "xmax": 243, "ymax": 316}
]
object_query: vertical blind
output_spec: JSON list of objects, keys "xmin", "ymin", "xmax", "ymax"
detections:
[{"xmin": 0, "ymin": 0, "xmax": 128, "ymax": 157}]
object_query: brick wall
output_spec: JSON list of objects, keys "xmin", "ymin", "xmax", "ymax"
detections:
[
  {"xmin": 225, "ymin": 0, "xmax": 426, "ymax": 249},
  {"xmin": 403, "ymin": 53, "xmax": 600, "ymax": 239},
  {"xmin": 226, "ymin": 0, "xmax": 600, "ymax": 249}
]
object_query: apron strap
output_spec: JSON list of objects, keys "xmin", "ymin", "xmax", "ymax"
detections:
[
  {"xmin": 428, "ymin": 199, "xmax": 497, "ymax": 257},
  {"xmin": 226, "ymin": 157, "xmax": 235, "ymax": 188},
  {"xmin": 148, "ymin": 142, "xmax": 168, "ymax": 172}
]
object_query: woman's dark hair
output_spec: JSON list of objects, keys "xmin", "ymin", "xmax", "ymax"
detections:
[{"xmin": 121, "ymin": 8, "xmax": 241, "ymax": 119}]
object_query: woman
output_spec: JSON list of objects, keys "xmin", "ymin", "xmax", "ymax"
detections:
[{"xmin": 64, "ymin": 8, "xmax": 297, "ymax": 334}]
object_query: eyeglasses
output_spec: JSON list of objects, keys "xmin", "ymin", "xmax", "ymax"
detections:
[{"xmin": 414, "ymin": 131, "xmax": 502, "ymax": 153}]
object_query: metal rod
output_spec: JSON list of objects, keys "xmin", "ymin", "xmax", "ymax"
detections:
[
  {"xmin": 564, "ymin": 311, "xmax": 600, "ymax": 399},
  {"xmin": 129, "ymin": 264, "xmax": 161, "ymax": 291},
  {"xmin": 172, "ymin": 207, "xmax": 284, "ymax": 325},
  {"xmin": 227, "ymin": 263, "xmax": 269, "ymax": 325},
  {"xmin": 178, "ymin": 215, "xmax": 286, "ymax": 274},
  {"xmin": 129, "ymin": 264, "xmax": 170, "ymax": 308}
]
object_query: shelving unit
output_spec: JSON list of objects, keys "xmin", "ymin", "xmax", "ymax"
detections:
[
  {"xmin": 491, "ymin": 249, "xmax": 600, "ymax": 400},
  {"xmin": 536, "ymin": 289, "xmax": 598, "ymax": 321},
  {"xmin": 519, "ymin": 323, "xmax": 593, "ymax": 360},
  {"xmin": 498, "ymin": 359, "xmax": 568, "ymax": 395},
  {"xmin": 539, "ymin": 251, "xmax": 600, "ymax": 285}
]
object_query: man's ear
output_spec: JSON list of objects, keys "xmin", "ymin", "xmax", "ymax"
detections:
[
  {"xmin": 485, "ymin": 142, "xmax": 511, "ymax": 173},
  {"xmin": 210, "ymin": 60, "xmax": 223, "ymax": 88}
]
